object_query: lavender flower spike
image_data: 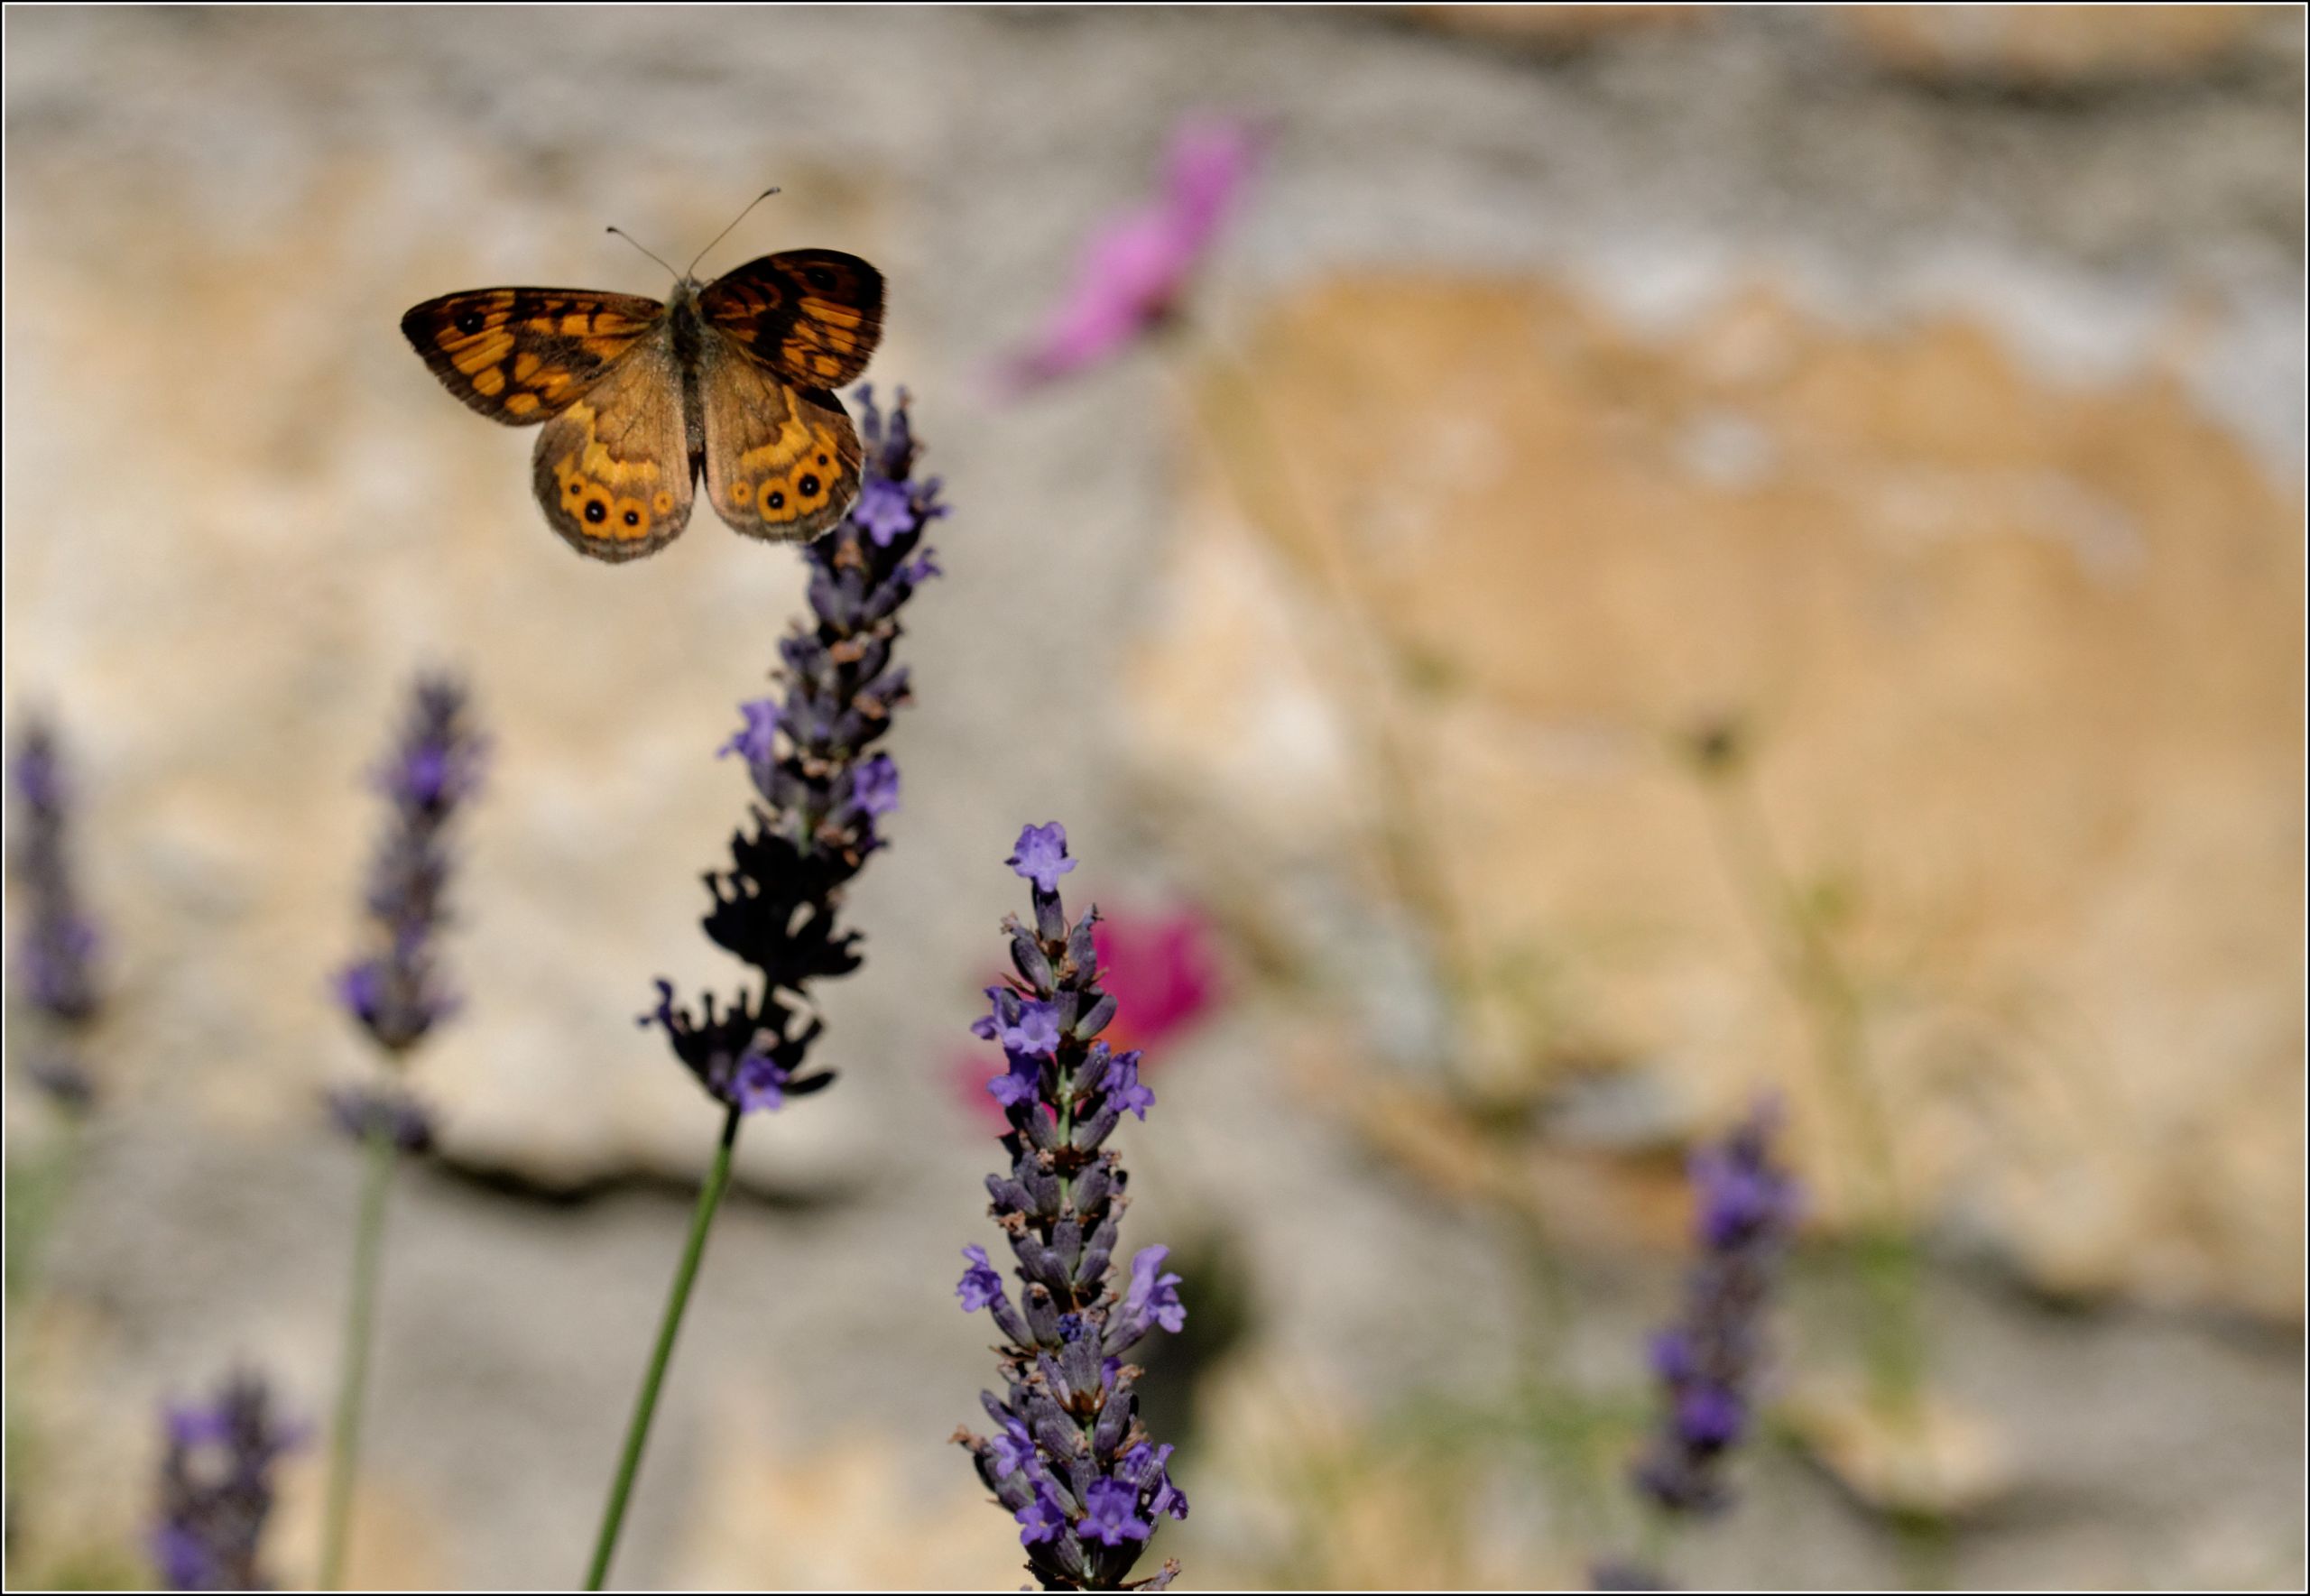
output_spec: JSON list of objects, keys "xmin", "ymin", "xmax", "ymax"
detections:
[
  {"xmin": 955, "ymin": 824, "xmax": 1188, "ymax": 1591},
  {"xmin": 641, "ymin": 386, "xmax": 944, "ymax": 1113},
  {"xmin": 152, "ymin": 1370, "xmax": 302, "ymax": 1591},
  {"xmin": 336, "ymin": 676, "xmax": 485, "ymax": 1060},
  {"xmin": 1632, "ymin": 1101, "xmax": 1800, "ymax": 1517},
  {"xmin": 5, "ymin": 715, "xmax": 105, "ymax": 1104}
]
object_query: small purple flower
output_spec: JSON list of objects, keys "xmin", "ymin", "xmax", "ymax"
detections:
[
  {"xmin": 852, "ymin": 476, "xmax": 915, "ymax": 546},
  {"xmin": 1016, "ymin": 1485, "xmax": 1068, "ymax": 1547},
  {"xmin": 955, "ymin": 827, "xmax": 1188, "ymax": 1589},
  {"xmin": 151, "ymin": 1370, "xmax": 300, "ymax": 1591},
  {"xmin": 1078, "ymin": 1478, "xmax": 1153, "ymax": 1547},
  {"xmin": 851, "ymin": 753, "xmax": 901, "ymax": 817},
  {"xmin": 1118, "ymin": 1245, "xmax": 1187, "ymax": 1341},
  {"xmin": 1106, "ymin": 1049, "xmax": 1154, "ymax": 1120},
  {"xmin": 989, "ymin": 1417, "xmax": 1036, "ymax": 1479},
  {"xmin": 987, "ymin": 1054, "xmax": 1041, "ymax": 1108},
  {"xmin": 326, "ymin": 1084, "xmax": 435, "ymax": 1154},
  {"xmin": 717, "ymin": 698, "xmax": 781, "ymax": 766},
  {"xmin": 958, "ymin": 1244, "xmax": 1007, "ymax": 1313},
  {"xmin": 998, "ymin": 998, "xmax": 1062, "ymax": 1057},
  {"xmin": 1007, "ymin": 823, "xmax": 1076, "ymax": 895},
  {"xmin": 730, "ymin": 1047, "xmax": 790, "ymax": 1114}
]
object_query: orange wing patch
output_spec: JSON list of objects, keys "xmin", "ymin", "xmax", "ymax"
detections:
[
  {"xmin": 698, "ymin": 250, "xmax": 885, "ymax": 391},
  {"xmin": 401, "ymin": 288, "xmax": 664, "ymax": 424},
  {"xmin": 529, "ymin": 337, "xmax": 694, "ymax": 563},
  {"xmin": 699, "ymin": 339, "xmax": 863, "ymax": 544}
]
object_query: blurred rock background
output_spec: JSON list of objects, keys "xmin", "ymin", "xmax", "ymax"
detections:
[{"xmin": 3, "ymin": 5, "xmax": 2302, "ymax": 1590}]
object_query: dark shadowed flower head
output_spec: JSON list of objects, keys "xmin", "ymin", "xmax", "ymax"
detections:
[
  {"xmin": 6, "ymin": 715, "xmax": 106, "ymax": 1103},
  {"xmin": 953, "ymin": 824, "xmax": 1188, "ymax": 1591},
  {"xmin": 1632, "ymin": 1101, "xmax": 1799, "ymax": 1516},
  {"xmin": 151, "ymin": 1370, "xmax": 302, "ymax": 1591},
  {"xmin": 1000, "ymin": 113, "xmax": 1267, "ymax": 391},
  {"xmin": 335, "ymin": 677, "xmax": 484, "ymax": 1058},
  {"xmin": 642, "ymin": 387, "xmax": 941, "ymax": 1113}
]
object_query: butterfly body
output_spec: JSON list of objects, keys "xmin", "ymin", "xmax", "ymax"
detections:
[{"xmin": 402, "ymin": 250, "xmax": 885, "ymax": 561}]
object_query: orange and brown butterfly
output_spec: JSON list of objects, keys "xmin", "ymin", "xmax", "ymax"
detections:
[{"xmin": 400, "ymin": 192, "xmax": 884, "ymax": 561}]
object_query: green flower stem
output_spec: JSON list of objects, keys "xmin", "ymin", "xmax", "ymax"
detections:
[
  {"xmin": 319, "ymin": 1118, "xmax": 398, "ymax": 1590},
  {"xmin": 585, "ymin": 1103, "xmax": 744, "ymax": 1591}
]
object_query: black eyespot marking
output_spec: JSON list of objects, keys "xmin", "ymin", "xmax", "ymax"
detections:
[
  {"xmin": 816, "ymin": 453, "xmax": 829, "ymax": 466},
  {"xmin": 766, "ymin": 491, "xmax": 787, "ymax": 511},
  {"xmin": 804, "ymin": 266, "xmax": 835, "ymax": 290},
  {"xmin": 798, "ymin": 474, "xmax": 821, "ymax": 496},
  {"xmin": 623, "ymin": 511, "xmax": 640, "ymax": 527},
  {"xmin": 584, "ymin": 500, "xmax": 607, "ymax": 524},
  {"xmin": 454, "ymin": 309, "xmax": 486, "ymax": 336}
]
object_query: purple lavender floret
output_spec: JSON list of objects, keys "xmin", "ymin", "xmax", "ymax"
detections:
[
  {"xmin": 640, "ymin": 389, "xmax": 940, "ymax": 1116},
  {"xmin": 325, "ymin": 1084, "xmax": 436, "ymax": 1154},
  {"xmin": 151, "ymin": 1370, "xmax": 302, "ymax": 1591},
  {"xmin": 335, "ymin": 677, "xmax": 484, "ymax": 1058},
  {"xmin": 5, "ymin": 717, "xmax": 105, "ymax": 1103},
  {"xmin": 1631, "ymin": 1102, "xmax": 1799, "ymax": 1516},
  {"xmin": 953, "ymin": 824, "xmax": 1187, "ymax": 1591}
]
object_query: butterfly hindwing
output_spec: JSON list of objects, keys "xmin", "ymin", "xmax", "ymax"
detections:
[
  {"xmin": 401, "ymin": 288, "xmax": 664, "ymax": 424},
  {"xmin": 698, "ymin": 250, "xmax": 885, "ymax": 390},
  {"xmin": 529, "ymin": 329, "xmax": 696, "ymax": 563},
  {"xmin": 698, "ymin": 332, "xmax": 863, "ymax": 544}
]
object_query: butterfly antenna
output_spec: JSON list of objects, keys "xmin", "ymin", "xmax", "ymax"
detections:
[
  {"xmin": 604, "ymin": 226, "xmax": 681, "ymax": 282},
  {"xmin": 686, "ymin": 187, "xmax": 782, "ymax": 277}
]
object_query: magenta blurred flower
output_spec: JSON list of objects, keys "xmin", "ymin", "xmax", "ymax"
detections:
[{"xmin": 1002, "ymin": 114, "xmax": 1267, "ymax": 390}]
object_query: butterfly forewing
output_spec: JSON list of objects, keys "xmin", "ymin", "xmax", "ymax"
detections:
[
  {"xmin": 530, "ymin": 331, "xmax": 696, "ymax": 562},
  {"xmin": 401, "ymin": 288, "xmax": 664, "ymax": 424},
  {"xmin": 699, "ymin": 250, "xmax": 885, "ymax": 390}
]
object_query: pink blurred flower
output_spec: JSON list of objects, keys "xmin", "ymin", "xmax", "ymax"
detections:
[
  {"xmin": 1001, "ymin": 114, "xmax": 1268, "ymax": 390},
  {"xmin": 949, "ymin": 906, "xmax": 1224, "ymax": 1128}
]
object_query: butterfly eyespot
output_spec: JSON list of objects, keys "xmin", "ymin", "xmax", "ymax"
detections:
[
  {"xmin": 730, "ymin": 481, "xmax": 754, "ymax": 506},
  {"xmin": 816, "ymin": 453, "xmax": 829, "ymax": 466},
  {"xmin": 765, "ymin": 490, "xmax": 787, "ymax": 511},
  {"xmin": 653, "ymin": 491, "xmax": 674, "ymax": 513},
  {"xmin": 798, "ymin": 473, "xmax": 821, "ymax": 497},
  {"xmin": 804, "ymin": 266, "xmax": 836, "ymax": 290},
  {"xmin": 624, "ymin": 510, "xmax": 641, "ymax": 527},
  {"xmin": 453, "ymin": 310, "xmax": 486, "ymax": 336},
  {"xmin": 584, "ymin": 498, "xmax": 608, "ymax": 524}
]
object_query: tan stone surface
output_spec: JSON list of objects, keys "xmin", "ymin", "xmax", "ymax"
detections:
[
  {"xmin": 1128, "ymin": 273, "xmax": 2305, "ymax": 1317},
  {"xmin": 1843, "ymin": 5, "xmax": 2274, "ymax": 87}
]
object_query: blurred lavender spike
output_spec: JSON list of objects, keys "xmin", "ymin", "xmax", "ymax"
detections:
[
  {"xmin": 6, "ymin": 714, "xmax": 106, "ymax": 1104},
  {"xmin": 954, "ymin": 824, "xmax": 1189, "ymax": 1591},
  {"xmin": 152, "ymin": 1370, "xmax": 302, "ymax": 1591},
  {"xmin": 334, "ymin": 675, "xmax": 485, "ymax": 1061},
  {"xmin": 1632, "ymin": 1101, "xmax": 1801, "ymax": 1517}
]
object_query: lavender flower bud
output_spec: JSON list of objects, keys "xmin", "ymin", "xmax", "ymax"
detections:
[{"xmin": 954, "ymin": 825, "xmax": 1188, "ymax": 1589}]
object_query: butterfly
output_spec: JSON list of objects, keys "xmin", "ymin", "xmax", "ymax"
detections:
[{"xmin": 401, "ymin": 200, "xmax": 884, "ymax": 561}]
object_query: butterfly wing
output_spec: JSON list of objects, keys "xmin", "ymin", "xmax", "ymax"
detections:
[
  {"xmin": 529, "ymin": 328, "xmax": 696, "ymax": 562},
  {"xmin": 698, "ymin": 331, "xmax": 863, "ymax": 544},
  {"xmin": 401, "ymin": 288, "xmax": 665, "ymax": 423},
  {"xmin": 698, "ymin": 250, "xmax": 885, "ymax": 389}
]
